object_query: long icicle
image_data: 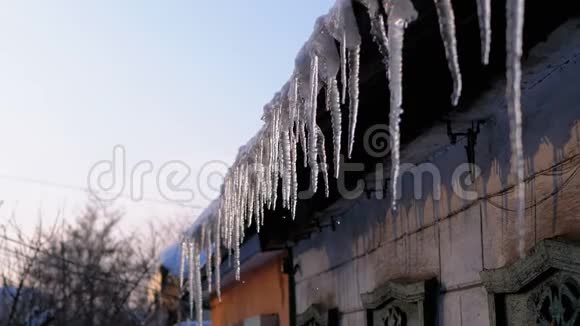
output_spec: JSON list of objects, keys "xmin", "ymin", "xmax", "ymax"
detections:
[
  {"xmin": 282, "ymin": 130, "xmax": 292, "ymax": 206},
  {"xmin": 387, "ymin": 0, "xmax": 416, "ymax": 211},
  {"xmin": 506, "ymin": 0, "xmax": 526, "ymax": 257},
  {"xmin": 388, "ymin": 20, "xmax": 404, "ymax": 211},
  {"xmin": 309, "ymin": 54, "xmax": 320, "ymax": 193},
  {"xmin": 234, "ymin": 195, "xmax": 241, "ymax": 280},
  {"xmin": 341, "ymin": 32, "xmax": 348, "ymax": 105},
  {"xmin": 188, "ymin": 240, "xmax": 194, "ymax": 321},
  {"xmin": 347, "ymin": 45, "xmax": 360, "ymax": 159},
  {"xmin": 291, "ymin": 127, "xmax": 298, "ymax": 219},
  {"xmin": 179, "ymin": 240, "xmax": 187, "ymax": 290},
  {"xmin": 327, "ymin": 77, "xmax": 342, "ymax": 178},
  {"xmin": 206, "ymin": 226, "xmax": 212, "ymax": 294},
  {"xmin": 370, "ymin": 13, "xmax": 389, "ymax": 60},
  {"xmin": 317, "ymin": 127, "xmax": 330, "ymax": 197},
  {"xmin": 434, "ymin": 0, "xmax": 462, "ymax": 106},
  {"xmin": 215, "ymin": 208, "xmax": 222, "ymax": 300},
  {"xmin": 476, "ymin": 0, "xmax": 492, "ymax": 64},
  {"xmin": 299, "ymin": 115, "xmax": 308, "ymax": 168},
  {"xmin": 194, "ymin": 241, "xmax": 203, "ymax": 326}
]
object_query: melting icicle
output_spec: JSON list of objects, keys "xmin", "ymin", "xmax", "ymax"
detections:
[
  {"xmin": 215, "ymin": 209, "xmax": 222, "ymax": 300},
  {"xmin": 434, "ymin": 0, "xmax": 462, "ymax": 106},
  {"xmin": 317, "ymin": 127, "xmax": 330, "ymax": 197},
  {"xmin": 506, "ymin": 0, "xmax": 526, "ymax": 257},
  {"xmin": 282, "ymin": 130, "xmax": 292, "ymax": 206},
  {"xmin": 271, "ymin": 109, "xmax": 281, "ymax": 210},
  {"xmin": 234, "ymin": 190, "xmax": 241, "ymax": 280},
  {"xmin": 299, "ymin": 116, "xmax": 308, "ymax": 168},
  {"xmin": 387, "ymin": 0, "xmax": 417, "ymax": 210},
  {"xmin": 309, "ymin": 54, "xmax": 320, "ymax": 193},
  {"xmin": 341, "ymin": 32, "xmax": 348, "ymax": 105},
  {"xmin": 367, "ymin": 0, "xmax": 389, "ymax": 60},
  {"xmin": 179, "ymin": 240, "xmax": 187, "ymax": 290},
  {"xmin": 476, "ymin": 0, "xmax": 491, "ymax": 64},
  {"xmin": 206, "ymin": 226, "xmax": 212, "ymax": 294},
  {"xmin": 325, "ymin": 0, "xmax": 361, "ymax": 159},
  {"xmin": 188, "ymin": 241, "xmax": 194, "ymax": 321},
  {"xmin": 194, "ymin": 241, "xmax": 203, "ymax": 326},
  {"xmin": 327, "ymin": 77, "xmax": 342, "ymax": 178},
  {"xmin": 290, "ymin": 129, "xmax": 298, "ymax": 219},
  {"xmin": 199, "ymin": 224, "xmax": 206, "ymax": 271},
  {"xmin": 347, "ymin": 45, "xmax": 360, "ymax": 159}
]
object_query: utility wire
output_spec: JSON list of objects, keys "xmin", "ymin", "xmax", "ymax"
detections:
[{"xmin": 0, "ymin": 174, "xmax": 201, "ymax": 210}]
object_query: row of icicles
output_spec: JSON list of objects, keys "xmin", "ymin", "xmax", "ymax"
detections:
[{"xmin": 180, "ymin": 0, "xmax": 526, "ymax": 323}]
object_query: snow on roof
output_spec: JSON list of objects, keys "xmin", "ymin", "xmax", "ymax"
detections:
[{"xmin": 177, "ymin": 0, "xmax": 528, "ymax": 323}]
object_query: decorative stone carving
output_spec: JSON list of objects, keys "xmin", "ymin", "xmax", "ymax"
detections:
[
  {"xmin": 360, "ymin": 278, "xmax": 437, "ymax": 326},
  {"xmin": 533, "ymin": 274, "xmax": 580, "ymax": 325},
  {"xmin": 296, "ymin": 304, "xmax": 338, "ymax": 326},
  {"xmin": 480, "ymin": 239, "xmax": 580, "ymax": 325}
]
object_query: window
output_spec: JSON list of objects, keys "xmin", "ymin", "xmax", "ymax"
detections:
[
  {"xmin": 296, "ymin": 304, "xmax": 339, "ymax": 326},
  {"xmin": 360, "ymin": 279, "xmax": 437, "ymax": 326},
  {"xmin": 481, "ymin": 239, "xmax": 580, "ymax": 325}
]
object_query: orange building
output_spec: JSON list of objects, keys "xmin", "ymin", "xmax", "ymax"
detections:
[{"xmin": 210, "ymin": 235, "xmax": 290, "ymax": 326}]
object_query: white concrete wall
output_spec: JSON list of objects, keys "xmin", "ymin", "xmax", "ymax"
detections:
[{"xmin": 293, "ymin": 18, "xmax": 580, "ymax": 326}]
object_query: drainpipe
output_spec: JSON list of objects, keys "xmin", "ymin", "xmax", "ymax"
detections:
[{"xmin": 284, "ymin": 246, "xmax": 297, "ymax": 326}]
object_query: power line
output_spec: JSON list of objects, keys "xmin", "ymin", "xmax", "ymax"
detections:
[
  {"xmin": 485, "ymin": 154, "xmax": 580, "ymax": 212},
  {"xmin": 0, "ymin": 174, "xmax": 202, "ymax": 210}
]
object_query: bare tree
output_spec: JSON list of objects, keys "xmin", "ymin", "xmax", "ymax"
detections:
[
  {"xmin": 0, "ymin": 207, "xmax": 62, "ymax": 325},
  {"xmin": 1, "ymin": 201, "xmax": 162, "ymax": 326}
]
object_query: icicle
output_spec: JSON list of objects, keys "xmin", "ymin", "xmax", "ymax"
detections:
[
  {"xmin": 188, "ymin": 240, "xmax": 194, "ymax": 321},
  {"xmin": 179, "ymin": 240, "xmax": 187, "ymax": 290},
  {"xmin": 247, "ymin": 177, "xmax": 255, "ymax": 227},
  {"xmin": 309, "ymin": 54, "xmax": 320, "ymax": 193},
  {"xmin": 234, "ymin": 189, "xmax": 241, "ymax": 280},
  {"xmin": 327, "ymin": 77, "xmax": 342, "ymax": 178},
  {"xmin": 271, "ymin": 109, "xmax": 281, "ymax": 210},
  {"xmin": 239, "ymin": 165, "xmax": 247, "ymax": 243},
  {"xmin": 299, "ymin": 114, "xmax": 308, "ymax": 168},
  {"xmin": 372, "ymin": 14, "xmax": 389, "ymax": 62},
  {"xmin": 434, "ymin": 0, "xmax": 462, "ymax": 106},
  {"xmin": 347, "ymin": 45, "xmax": 360, "ymax": 159},
  {"xmin": 241, "ymin": 164, "xmax": 249, "ymax": 232},
  {"xmin": 199, "ymin": 224, "xmax": 206, "ymax": 270},
  {"xmin": 254, "ymin": 147, "xmax": 263, "ymax": 231},
  {"xmin": 289, "ymin": 75, "xmax": 299, "ymax": 125},
  {"xmin": 206, "ymin": 226, "xmax": 212, "ymax": 294},
  {"xmin": 387, "ymin": 0, "xmax": 417, "ymax": 210},
  {"xmin": 253, "ymin": 173, "xmax": 261, "ymax": 231},
  {"xmin": 194, "ymin": 241, "xmax": 203, "ymax": 326},
  {"xmin": 215, "ymin": 209, "xmax": 222, "ymax": 300},
  {"xmin": 506, "ymin": 0, "xmax": 526, "ymax": 257},
  {"xmin": 222, "ymin": 181, "xmax": 229, "ymax": 249},
  {"xmin": 290, "ymin": 129, "xmax": 298, "ymax": 219},
  {"xmin": 228, "ymin": 178, "xmax": 234, "ymax": 246},
  {"xmin": 317, "ymin": 127, "xmax": 330, "ymax": 197},
  {"xmin": 476, "ymin": 0, "xmax": 491, "ymax": 64},
  {"xmin": 282, "ymin": 130, "xmax": 292, "ymax": 206},
  {"xmin": 340, "ymin": 32, "xmax": 348, "ymax": 105}
]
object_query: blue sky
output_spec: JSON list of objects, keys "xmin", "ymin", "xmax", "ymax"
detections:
[{"xmin": 0, "ymin": 1, "xmax": 334, "ymax": 234}]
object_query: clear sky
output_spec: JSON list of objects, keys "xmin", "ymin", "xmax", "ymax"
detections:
[{"xmin": 0, "ymin": 0, "xmax": 334, "ymax": 235}]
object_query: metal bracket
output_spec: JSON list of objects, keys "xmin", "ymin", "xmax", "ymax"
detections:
[{"xmin": 446, "ymin": 120, "xmax": 484, "ymax": 182}]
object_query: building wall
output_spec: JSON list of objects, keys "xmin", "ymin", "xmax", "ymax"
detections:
[
  {"xmin": 292, "ymin": 18, "xmax": 580, "ymax": 325},
  {"xmin": 211, "ymin": 256, "xmax": 289, "ymax": 326},
  {"xmin": 145, "ymin": 266, "xmax": 183, "ymax": 326}
]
